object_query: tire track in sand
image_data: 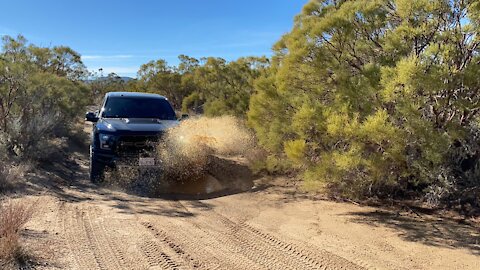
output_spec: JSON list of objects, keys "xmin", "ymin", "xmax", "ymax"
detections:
[
  {"xmin": 61, "ymin": 204, "xmax": 101, "ymax": 270},
  {"xmin": 88, "ymin": 207, "xmax": 151, "ymax": 270},
  {"xmin": 114, "ymin": 198, "xmax": 205, "ymax": 270},
  {"xmin": 57, "ymin": 188, "xmax": 370, "ymax": 269},
  {"xmin": 141, "ymin": 221, "xmax": 205, "ymax": 269},
  {"xmin": 153, "ymin": 205, "xmax": 266, "ymax": 270},
  {"xmin": 61, "ymin": 203, "xmax": 148, "ymax": 270},
  {"xmin": 176, "ymin": 200, "xmax": 366, "ymax": 270},
  {"xmin": 163, "ymin": 200, "xmax": 277, "ymax": 270}
]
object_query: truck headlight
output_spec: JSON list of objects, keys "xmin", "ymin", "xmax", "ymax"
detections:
[{"xmin": 99, "ymin": 133, "xmax": 114, "ymax": 150}]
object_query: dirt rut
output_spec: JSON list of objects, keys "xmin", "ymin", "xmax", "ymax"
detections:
[
  {"xmin": 19, "ymin": 170, "xmax": 480, "ymax": 270},
  {"xmin": 48, "ymin": 183, "xmax": 363, "ymax": 270}
]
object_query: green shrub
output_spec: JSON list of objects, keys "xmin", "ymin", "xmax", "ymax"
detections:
[
  {"xmin": 0, "ymin": 35, "xmax": 89, "ymax": 160},
  {"xmin": 248, "ymin": 0, "xmax": 480, "ymax": 202}
]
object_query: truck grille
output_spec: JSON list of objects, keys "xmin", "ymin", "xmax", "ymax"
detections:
[{"xmin": 116, "ymin": 135, "xmax": 160, "ymax": 157}]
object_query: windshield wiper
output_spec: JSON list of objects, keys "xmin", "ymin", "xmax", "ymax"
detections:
[
  {"xmin": 104, "ymin": 115, "xmax": 129, "ymax": 118},
  {"xmin": 104, "ymin": 115, "xmax": 175, "ymax": 120}
]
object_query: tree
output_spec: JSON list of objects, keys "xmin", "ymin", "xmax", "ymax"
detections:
[
  {"xmin": 183, "ymin": 56, "xmax": 269, "ymax": 116},
  {"xmin": 248, "ymin": 0, "xmax": 480, "ymax": 201},
  {"xmin": 0, "ymin": 35, "xmax": 88, "ymax": 158},
  {"xmin": 88, "ymin": 72, "xmax": 130, "ymax": 103},
  {"xmin": 129, "ymin": 55, "xmax": 269, "ymax": 116},
  {"xmin": 135, "ymin": 59, "xmax": 184, "ymax": 108},
  {"xmin": 28, "ymin": 44, "xmax": 87, "ymax": 80}
]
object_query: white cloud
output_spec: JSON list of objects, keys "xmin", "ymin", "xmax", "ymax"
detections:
[
  {"xmin": 89, "ymin": 66, "xmax": 139, "ymax": 76},
  {"xmin": 82, "ymin": 54, "xmax": 134, "ymax": 60}
]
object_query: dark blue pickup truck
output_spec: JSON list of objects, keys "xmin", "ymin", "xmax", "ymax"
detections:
[{"xmin": 85, "ymin": 92, "xmax": 183, "ymax": 182}]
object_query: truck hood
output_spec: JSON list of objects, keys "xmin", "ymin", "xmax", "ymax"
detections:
[{"xmin": 97, "ymin": 118, "xmax": 179, "ymax": 133}]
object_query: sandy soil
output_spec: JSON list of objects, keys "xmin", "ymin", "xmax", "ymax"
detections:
[
  {"xmin": 14, "ymin": 165, "xmax": 478, "ymax": 269},
  {"xmin": 7, "ymin": 125, "xmax": 480, "ymax": 269}
]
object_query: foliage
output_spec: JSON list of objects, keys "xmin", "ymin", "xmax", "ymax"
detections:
[
  {"xmin": 0, "ymin": 35, "xmax": 89, "ymax": 159},
  {"xmin": 0, "ymin": 200, "xmax": 35, "ymax": 268},
  {"xmin": 183, "ymin": 56, "xmax": 269, "ymax": 116},
  {"xmin": 126, "ymin": 55, "xmax": 269, "ymax": 116},
  {"xmin": 248, "ymin": 0, "xmax": 480, "ymax": 202},
  {"xmin": 88, "ymin": 72, "xmax": 133, "ymax": 104},
  {"xmin": 0, "ymin": 162, "xmax": 23, "ymax": 192},
  {"xmin": 134, "ymin": 59, "xmax": 185, "ymax": 108}
]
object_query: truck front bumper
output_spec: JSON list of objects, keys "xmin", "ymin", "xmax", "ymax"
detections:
[{"xmin": 92, "ymin": 150, "xmax": 162, "ymax": 169}]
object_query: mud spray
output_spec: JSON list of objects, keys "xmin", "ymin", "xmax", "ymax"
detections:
[{"xmin": 106, "ymin": 116, "xmax": 257, "ymax": 196}]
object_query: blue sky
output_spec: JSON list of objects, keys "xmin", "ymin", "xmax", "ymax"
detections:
[{"xmin": 0, "ymin": 0, "xmax": 307, "ymax": 77}]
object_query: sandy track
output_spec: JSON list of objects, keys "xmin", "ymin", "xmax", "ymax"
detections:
[
  {"xmin": 16, "ymin": 141, "xmax": 480, "ymax": 270},
  {"xmin": 165, "ymin": 200, "xmax": 361, "ymax": 270},
  {"xmin": 40, "ymin": 182, "xmax": 363, "ymax": 270},
  {"xmin": 20, "ymin": 171, "xmax": 480, "ymax": 270},
  {"xmin": 18, "ymin": 175, "xmax": 480, "ymax": 270}
]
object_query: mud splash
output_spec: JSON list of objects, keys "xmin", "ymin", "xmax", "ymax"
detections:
[{"xmin": 107, "ymin": 116, "xmax": 256, "ymax": 197}]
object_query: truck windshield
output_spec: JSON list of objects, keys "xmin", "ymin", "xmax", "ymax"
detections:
[{"xmin": 102, "ymin": 97, "xmax": 177, "ymax": 120}]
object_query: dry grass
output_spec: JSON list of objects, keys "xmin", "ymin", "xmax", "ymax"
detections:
[
  {"xmin": 0, "ymin": 200, "xmax": 35, "ymax": 268},
  {"xmin": 0, "ymin": 163, "xmax": 24, "ymax": 192}
]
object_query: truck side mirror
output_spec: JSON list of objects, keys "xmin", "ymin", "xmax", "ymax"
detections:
[
  {"xmin": 85, "ymin": 111, "xmax": 99, "ymax": 122},
  {"xmin": 180, "ymin": 114, "xmax": 189, "ymax": 121}
]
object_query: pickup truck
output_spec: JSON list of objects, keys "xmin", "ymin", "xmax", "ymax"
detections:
[{"xmin": 85, "ymin": 92, "xmax": 184, "ymax": 182}]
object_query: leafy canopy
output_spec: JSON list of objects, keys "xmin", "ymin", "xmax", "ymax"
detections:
[{"xmin": 248, "ymin": 0, "xmax": 480, "ymax": 199}]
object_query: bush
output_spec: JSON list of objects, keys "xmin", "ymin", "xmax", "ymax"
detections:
[
  {"xmin": 0, "ymin": 162, "xmax": 23, "ymax": 193},
  {"xmin": 248, "ymin": 0, "xmax": 480, "ymax": 203},
  {"xmin": 0, "ymin": 35, "xmax": 89, "ymax": 161},
  {"xmin": 190, "ymin": 57, "xmax": 269, "ymax": 117},
  {"xmin": 0, "ymin": 200, "xmax": 35, "ymax": 268}
]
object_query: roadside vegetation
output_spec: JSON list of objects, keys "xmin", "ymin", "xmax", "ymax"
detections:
[
  {"xmin": 248, "ymin": 0, "xmax": 480, "ymax": 209},
  {"xmin": 0, "ymin": 35, "xmax": 88, "ymax": 266},
  {"xmin": 0, "ymin": 35, "xmax": 89, "ymax": 162},
  {"xmin": 0, "ymin": 163, "xmax": 24, "ymax": 193},
  {"xmin": 0, "ymin": 200, "xmax": 35, "ymax": 268},
  {"xmin": 1, "ymin": 0, "xmax": 480, "ymax": 216},
  {"xmin": 91, "ymin": 55, "xmax": 270, "ymax": 116},
  {"xmin": 94, "ymin": 1, "xmax": 480, "ymax": 210}
]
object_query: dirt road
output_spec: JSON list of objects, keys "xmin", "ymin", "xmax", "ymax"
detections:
[
  {"xmin": 14, "ymin": 134, "xmax": 480, "ymax": 269},
  {"xmin": 23, "ymin": 169, "xmax": 365, "ymax": 269}
]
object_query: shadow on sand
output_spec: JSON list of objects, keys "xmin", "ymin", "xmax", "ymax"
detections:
[
  {"xmin": 345, "ymin": 209, "xmax": 480, "ymax": 255},
  {"xmin": 156, "ymin": 155, "xmax": 256, "ymax": 200}
]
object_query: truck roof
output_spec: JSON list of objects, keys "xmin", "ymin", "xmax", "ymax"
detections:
[{"xmin": 106, "ymin": 92, "xmax": 167, "ymax": 99}]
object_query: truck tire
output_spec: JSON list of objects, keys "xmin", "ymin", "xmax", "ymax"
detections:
[{"xmin": 89, "ymin": 149, "xmax": 105, "ymax": 183}]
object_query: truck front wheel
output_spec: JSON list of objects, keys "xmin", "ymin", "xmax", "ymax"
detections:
[{"xmin": 89, "ymin": 149, "xmax": 105, "ymax": 183}]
